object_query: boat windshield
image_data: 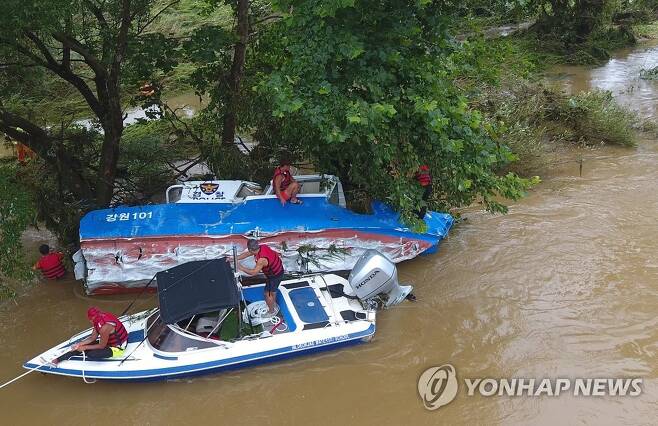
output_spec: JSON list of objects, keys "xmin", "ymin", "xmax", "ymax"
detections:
[{"xmin": 147, "ymin": 312, "xmax": 217, "ymax": 352}]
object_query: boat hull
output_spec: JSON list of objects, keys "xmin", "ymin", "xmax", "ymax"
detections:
[
  {"xmin": 24, "ymin": 275, "xmax": 378, "ymax": 382},
  {"xmin": 23, "ymin": 326, "xmax": 374, "ymax": 382},
  {"xmin": 77, "ymin": 197, "xmax": 453, "ymax": 294}
]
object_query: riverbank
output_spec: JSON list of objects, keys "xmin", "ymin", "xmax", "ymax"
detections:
[{"xmin": 455, "ymin": 21, "xmax": 658, "ymax": 179}]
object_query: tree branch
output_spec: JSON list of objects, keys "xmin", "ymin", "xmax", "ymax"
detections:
[
  {"xmin": 0, "ymin": 62, "xmax": 43, "ymax": 68},
  {"xmin": 83, "ymin": 0, "xmax": 110, "ymax": 33},
  {"xmin": 111, "ymin": 0, "xmax": 133, "ymax": 82},
  {"xmin": 137, "ymin": 0, "xmax": 180, "ymax": 36},
  {"xmin": 1, "ymin": 35, "xmax": 105, "ymax": 120},
  {"xmin": 23, "ymin": 31, "xmax": 62, "ymax": 69},
  {"xmin": 161, "ymin": 102, "xmax": 206, "ymax": 145},
  {"xmin": 252, "ymin": 14, "xmax": 283, "ymax": 26},
  {"xmin": 0, "ymin": 106, "xmax": 51, "ymax": 145},
  {"xmin": 51, "ymin": 32, "xmax": 107, "ymax": 78}
]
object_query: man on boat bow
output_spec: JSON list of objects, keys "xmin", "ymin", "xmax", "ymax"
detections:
[{"xmin": 49, "ymin": 307, "xmax": 128, "ymax": 365}]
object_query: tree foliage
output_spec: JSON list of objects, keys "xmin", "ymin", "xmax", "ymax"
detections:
[
  {"xmin": 0, "ymin": 162, "xmax": 36, "ymax": 287},
  {"xmin": 250, "ymin": 1, "xmax": 535, "ymax": 223},
  {"xmin": 3, "ymin": 0, "xmax": 643, "ymax": 254},
  {"xmin": 0, "ymin": 0, "xmax": 179, "ymax": 207}
]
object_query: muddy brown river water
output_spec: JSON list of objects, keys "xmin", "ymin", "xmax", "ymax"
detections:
[{"xmin": 1, "ymin": 42, "xmax": 657, "ymax": 425}]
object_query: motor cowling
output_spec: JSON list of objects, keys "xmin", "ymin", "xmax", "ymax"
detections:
[{"xmin": 348, "ymin": 249, "xmax": 413, "ymax": 308}]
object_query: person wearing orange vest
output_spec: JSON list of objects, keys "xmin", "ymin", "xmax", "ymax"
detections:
[
  {"xmin": 49, "ymin": 307, "xmax": 129, "ymax": 366},
  {"xmin": 272, "ymin": 159, "xmax": 302, "ymax": 206},
  {"xmin": 16, "ymin": 143, "xmax": 35, "ymax": 164},
  {"xmin": 139, "ymin": 82, "xmax": 156, "ymax": 97},
  {"xmin": 415, "ymin": 164, "xmax": 433, "ymax": 219},
  {"xmin": 230, "ymin": 239, "xmax": 285, "ymax": 314},
  {"xmin": 32, "ymin": 244, "xmax": 66, "ymax": 280}
]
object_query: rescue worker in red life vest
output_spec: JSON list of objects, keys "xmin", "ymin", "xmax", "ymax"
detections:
[
  {"xmin": 49, "ymin": 307, "xmax": 129, "ymax": 366},
  {"xmin": 414, "ymin": 164, "xmax": 433, "ymax": 219},
  {"xmin": 272, "ymin": 159, "xmax": 303, "ymax": 206},
  {"xmin": 32, "ymin": 244, "xmax": 66, "ymax": 280},
  {"xmin": 230, "ymin": 239, "xmax": 285, "ymax": 314}
]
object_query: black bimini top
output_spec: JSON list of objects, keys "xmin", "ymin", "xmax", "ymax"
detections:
[{"xmin": 156, "ymin": 259, "xmax": 239, "ymax": 324}]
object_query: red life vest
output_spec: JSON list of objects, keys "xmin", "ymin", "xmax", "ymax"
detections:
[
  {"xmin": 272, "ymin": 166, "xmax": 293, "ymax": 191},
  {"xmin": 255, "ymin": 245, "xmax": 284, "ymax": 277},
  {"xmin": 93, "ymin": 312, "xmax": 129, "ymax": 348},
  {"xmin": 36, "ymin": 253, "xmax": 66, "ymax": 280},
  {"xmin": 415, "ymin": 165, "xmax": 432, "ymax": 187}
]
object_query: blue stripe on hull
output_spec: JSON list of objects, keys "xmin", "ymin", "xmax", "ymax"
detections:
[{"xmin": 136, "ymin": 335, "xmax": 368, "ymax": 382}]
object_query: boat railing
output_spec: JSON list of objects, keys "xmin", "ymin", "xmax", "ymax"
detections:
[{"xmin": 165, "ymin": 184, "xmax": 184, "ymax": 203}]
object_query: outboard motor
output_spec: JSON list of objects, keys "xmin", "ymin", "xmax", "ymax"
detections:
[{"xmin": 348, "ymin": 250, "xmax": 413, "ymax": 308}]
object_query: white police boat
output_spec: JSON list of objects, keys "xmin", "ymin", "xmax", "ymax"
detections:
[{"xmin": 24, "ymin": 250, "xmax": 411, "ymax": 381}]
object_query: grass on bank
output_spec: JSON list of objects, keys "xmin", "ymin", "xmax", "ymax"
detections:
[
  {"xmin": 509, "ymin": 25, "xmax": 637, "ymax": 66},
  {"xmin": 640, "ymin": 66, "xmax": 658, "ymax": 79},
  {"xmin": 457, "ymin": 30, "xmax": 641, "ymax": 177},
  {"xmin": 475, "ymin": 84, "xmax": 637, "ymax": 174},
  {"xmin": 634, "ymin": 21, "xmax": 658, "ymax": 38}
]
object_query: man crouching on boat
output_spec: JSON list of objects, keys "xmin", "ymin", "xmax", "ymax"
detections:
[
  {"xmin": 230, "ymin": 239, "xmax": 284, "ymax": 314},
  {"xmin": 48, "ymin": 307, "xmax": 128, "ymax": 365},
  {"xmin": 272, "ymin": 159, "xmax": 302, "ymax": 205}
]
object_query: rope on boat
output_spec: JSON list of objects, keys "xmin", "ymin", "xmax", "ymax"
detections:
[
  {"xmin": 81, "ymin": 351, "xmax": 97, "ymax": 384},
  {"xmin": 0, "ymin": 364, "xmax": 48, "ymax": 390},
  {"xmin": 269, "ymin": 316, "xmax": 287, "ymax": 333},
  {"xmin": 0, "ymin": 346, "xmax": 71, "ymax": 390}
]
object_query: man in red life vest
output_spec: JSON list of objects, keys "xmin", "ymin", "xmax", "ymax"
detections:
[
  {"xmin": 272, "ymin": 159, "xmax": 302, "ymax": 206},
  {"xmin": 230, "ymin": 239, "xmax": 285, "ymax": 314},
  {"xmin": 32, "ymin": 244, "xmax": 66, "ymax": 280},
  {"xmin": 415, "ymin": 164, "xmax": 433, "ymax": 219},
  {"xmin": 49, "ymin": 307, "xmax": 129, "ymax": 365}
]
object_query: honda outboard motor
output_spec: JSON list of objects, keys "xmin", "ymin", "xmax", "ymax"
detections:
[{"xmin": 348, "ymin": 250, "xmax": 412, "ymax": 308}]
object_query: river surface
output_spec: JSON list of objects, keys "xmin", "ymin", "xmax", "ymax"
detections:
[{"xmin": 1, "ymin": 42, "xmax": 657, "ymax": 425}]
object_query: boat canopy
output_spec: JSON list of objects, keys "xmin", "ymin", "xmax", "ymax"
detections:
[{"xmin": 156, "ymin": 259, "xmax": 239, "ymax": 324}]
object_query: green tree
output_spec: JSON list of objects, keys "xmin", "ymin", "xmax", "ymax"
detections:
[
  {"xmin": 535, "ymin": 0, "xmax": 612, "ymax": 39},
  {"xmin": 0, "ymin": 0, "xmax": 178, "ymax": 207},
  {"xmin": 251, "ymin": 0, "xmax": 534, "ymax": 224},
  {"xmin": 0, "ymin": 162, "xmax": 36, "ymax": 295},
  {"xmin": 182, "ymin": 0, "xmax": 282, "ymax": 179}
]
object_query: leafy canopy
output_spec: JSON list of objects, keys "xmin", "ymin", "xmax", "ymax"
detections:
[{"xmin": 255, "ymin": 0, "xmax": 535, "ymax": 224}]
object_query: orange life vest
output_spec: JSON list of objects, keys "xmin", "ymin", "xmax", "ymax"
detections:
[
  {"xmin": 255, "ymin": 245, "xmax": 284, "ymax": 277},
  {"xmin": 93, "ymin": 312, "xmax": 129, "ymax": 348},
  {"xmin": 36, "ymin": 253, "xmax": 66, "ymax": 280},
  {"xmin": 272, "ymin": 166, "xmax": 293, "ymax": 191},
  {"xmin": 416, "ymin": 165, "xmax": 431, "ymax": 187}
]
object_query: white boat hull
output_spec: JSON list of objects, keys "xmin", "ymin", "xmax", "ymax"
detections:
[{"xmin": 24, "ymin": 275, "xmax": 376, "ymax": 381}]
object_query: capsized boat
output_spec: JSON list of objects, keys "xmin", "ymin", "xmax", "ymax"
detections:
[
  {"xmin": 25, "ymin": 250, "xmax": 410, "ymax": 381},
  {"xmin": 74, "ymin": 174, "xmax": 453, "ymax": 294}
]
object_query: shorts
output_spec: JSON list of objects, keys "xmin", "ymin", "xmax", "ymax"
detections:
[
  {"xmin": 265, "ymin": 272, "xmax": 284, "ymax": 294},
  {"xmin": 110, "ymin": 347, "xmax": 125, "ymax": 357}
]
